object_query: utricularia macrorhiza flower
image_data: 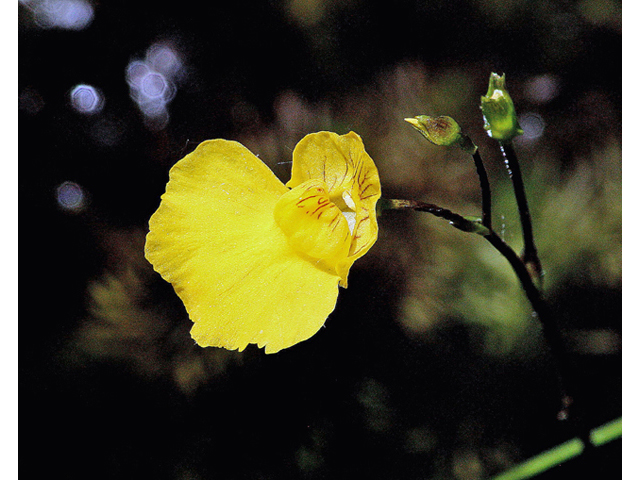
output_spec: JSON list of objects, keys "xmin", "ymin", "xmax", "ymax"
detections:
[{"xmin": 145, "ymin": 132, "xmax": 381, "ymax": 353}]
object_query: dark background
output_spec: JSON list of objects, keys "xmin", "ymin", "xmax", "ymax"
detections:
[{"xmin": 20, "ymin": 1, "xmax": 621, "ymax": 479}]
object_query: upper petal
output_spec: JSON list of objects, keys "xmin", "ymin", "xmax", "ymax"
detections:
[
  {"xmin": 287, "ymin": 132, "xmax": 381, "ymax": 202},
  {"xmin": 288, "ymin": 132, "xmax": 382, "ymax": 282}
]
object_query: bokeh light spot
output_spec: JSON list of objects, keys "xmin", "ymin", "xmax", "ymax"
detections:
[
  {"xmin": 146, "ymin": 44, "xmax": 184, "ymax": 78},
  {"xmin": 524, "ymin": 74, "xmax": 561, "ymax": 104},
  {"xmin": 141, "ymin": 72, "xmax": 168, "ymax": 99},
  {"xmin": 125, "ymin": 41, "xmax": 185, "ymax": 131},
  {"xmin": 31, "ymin": 0, "xmax": 95, "ymax": 31},
  {"xmin": 125, "ymin": 61, "xmax": 151, "ymax": 89},
  {"xmin": 518, "ymin": 113, "xmax": 546, "ymax": 142},
  {"xmin": 70, "ymin": 84, "xmax": 104, "ymax": 114},
  {"xmin": 56, "ymin": 181, "xmax": 86, "ymax": 212}
]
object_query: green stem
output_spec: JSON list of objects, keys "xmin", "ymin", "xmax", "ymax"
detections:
[{"xmin": 490, "ymin": 417, "xmax": 621, "ymax": 480}]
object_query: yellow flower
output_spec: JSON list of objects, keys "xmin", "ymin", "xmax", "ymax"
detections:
[{"xmin": 145, "ymin": 131, "xmax": 381, "ymax": 353}]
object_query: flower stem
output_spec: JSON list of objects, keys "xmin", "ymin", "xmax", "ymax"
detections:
[
  {"xmin": 482, "ymin": 230, "xmax": 592, "ymax": 449},
  {"xmin": 499, "ymin": 142, "xmax": 542, "ymax": 282},
  {"xmin": 381, "ymin": 199, "xmax": 487, "ymax": 234},
  {"xmin": 483, "ymin": 232, "xmax": 570, "ymax": 405},
  {"xmin": 472, "ymin": 149, "xmax": 492, "ymax": 230}
]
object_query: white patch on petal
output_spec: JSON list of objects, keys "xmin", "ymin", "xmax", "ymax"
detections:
[
  {"xmin": 342, "ymin": 211, "xmax": 356, "ymax": 234},
  {"xmin": 342, "ymin": 190, "xmax": 356, "ymax": 210}
]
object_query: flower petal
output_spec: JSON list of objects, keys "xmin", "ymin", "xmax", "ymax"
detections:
[
  {"xmin": 145, "ymin": 140, "xmax": 341, "ymax": 353},
  {"xmin": 287, "ymin": 132, "xmax": 379, "ymax": 199},
  {"xmin": 187, "ymin": 221, "xmax": 341, "ymax": 354},
  {"xmin": 288, "ymin": 131, "xmax": 382, "ymax": 284},
  {"xmin": 274, "ymin": 179, "xmax": 351, "ymax": 269}
]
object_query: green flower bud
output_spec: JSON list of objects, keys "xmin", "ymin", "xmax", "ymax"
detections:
[
  {"xmin": 480, "ymin": 73, "xmax": 523, "ymax": 142},
  {"xmin": 404, "ymin": 115, "xmax": 477, "ymax": 154}
]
